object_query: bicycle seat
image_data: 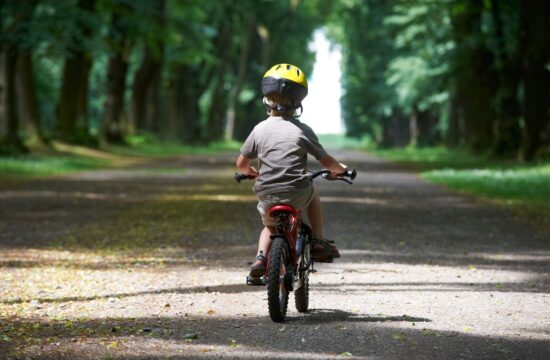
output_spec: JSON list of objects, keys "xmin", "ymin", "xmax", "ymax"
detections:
[{"xmin": 269, "ymin": 204, "xmax": 298, "ymax": 217}]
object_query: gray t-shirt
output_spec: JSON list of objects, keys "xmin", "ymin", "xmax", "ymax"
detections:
[{"xmin": 240, "ymin": 116, "xmax": 328, "ymax": 196}]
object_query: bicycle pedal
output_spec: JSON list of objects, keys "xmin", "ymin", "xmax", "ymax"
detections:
[
  {"xmin": 309, "ymin": 269, "xmax": 317, "ymax": 273},
  {"xmin": 246, "ymin": 275, "xmax": 265, "ymax": 286}
]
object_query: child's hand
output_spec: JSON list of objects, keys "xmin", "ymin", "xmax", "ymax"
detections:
[
  {"xmin": 248, "ymin": 166, "xmax": 259, "ymax": 178},
  {"xmin": 330, "ymin": 163, "xmax": 348, "ymax": 178}
]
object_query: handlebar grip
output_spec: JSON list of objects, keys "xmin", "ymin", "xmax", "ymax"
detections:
[
  {"xmin": 347, "ymin": 169, "xmax": 357, "ymax": 180},
  {"xmin": 235, "ymin": 172, "xmax": 254, "ymax": 183}
]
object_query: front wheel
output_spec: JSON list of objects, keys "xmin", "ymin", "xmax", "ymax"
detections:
[{"xmin": 267, "ymin": 236, "xmax": 289, "ymax": 322}]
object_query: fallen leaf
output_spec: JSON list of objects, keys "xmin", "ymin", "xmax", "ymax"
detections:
[
  {"xmin": 183, "ymin": 333, "xmax": 199, "ymax": 340},
  {"xmin": 340, "ymin": 352, "xmax": 352, "ymax": 357},
  {"xmin": 393, "ymin": 333, "xmax": 407, "ymax": 341},
  {"xmin": 207, "ymin": 309, "xmax": 216, "ymax": 315}
]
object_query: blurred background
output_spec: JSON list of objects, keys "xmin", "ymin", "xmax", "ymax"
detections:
[{"xmin": 0, "ymin": 0, "xmax": 549, "ymax": 161}]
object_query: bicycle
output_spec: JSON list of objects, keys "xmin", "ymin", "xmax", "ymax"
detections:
[{"xmin": 235, "ymin": 169, "xmax": 357, "ymax": 322}]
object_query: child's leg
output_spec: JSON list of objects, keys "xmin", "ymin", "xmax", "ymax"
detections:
[
  {"xmin": 306, "ymin": 189, "xmax": 324, "ymax": 240},
  {"xmin": 250, "ymin": 226, "xmax": 275, "ymax": 276},
  {"xmin": 307, "ymin": 189, "xmax": 340, "ymax": 259},
  {"xmin": 257, "ymin": 226, "xmax": 276, "ymax": 256}
]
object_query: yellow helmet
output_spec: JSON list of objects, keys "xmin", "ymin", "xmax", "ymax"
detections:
[{"xmin": 262, "ymin": 63, "xmax": 308, "ymax": 107}]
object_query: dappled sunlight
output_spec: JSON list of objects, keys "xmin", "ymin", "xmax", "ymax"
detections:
[
  {"xmin": 0, "ymin": 190, "xmax": 134, "ymax": 200},
  {"xmin": 161, "ymin": 194, "xmax": 257, "ymax": 202},
  {"xmin": 321, "ymin": 196, "xmax": 388, "ymax": 205},
  {"xmin": 5, "ymin": 312, "xmax": 550, "ymax": 359}
]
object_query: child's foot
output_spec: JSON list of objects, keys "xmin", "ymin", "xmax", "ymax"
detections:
[
  {"xmin": 249, "ymin": 254, "xmax": 266, "ymax": 277},
  {"xmin": 311, "ymin": 239, "xmax": 340, "ymax": 262}
]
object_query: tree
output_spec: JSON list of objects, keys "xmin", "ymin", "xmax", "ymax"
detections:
[
  {"xmin": 520, "ymin": 0, "xmax": 550, "ymax": 161},
  {"xmin": 57, "ymin": 0, "xmax": 97, "ymax": 144},
  {"xmin": 490, "ymin": 0, "xmax": 521, "ymax": 157},
  {"xmin": 130, "ymin": 0, "xmax": 165, "ymax": 134},
  {"xmin": 0, "ymin": 1, "xmax": 29, "ymax": 154},
  {"xmin": 101, "ymin": 0, "xmax": 136, "ymax": 144}
]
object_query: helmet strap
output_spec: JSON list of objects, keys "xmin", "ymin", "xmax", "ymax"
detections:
[
  {"xmin": 293, "ymin": 104, "xmax": 303, "ymax": 118},
  {"xmin": 263, "ymin": 97, "xmax": 302, "ymax": 117}
]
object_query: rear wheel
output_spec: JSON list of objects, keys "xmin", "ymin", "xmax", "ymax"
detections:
[
  {"xmin": 294, "ymin": 270, "xmax": 309, "ymax": 312},
  {"xmin": 267, "ymin": 236, "xmax": 289, "ymax": 322}
]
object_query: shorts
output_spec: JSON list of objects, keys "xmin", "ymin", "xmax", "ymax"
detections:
[{"xmin": 257, "ymin": 184, "xmax": 317, "ymax": 227}]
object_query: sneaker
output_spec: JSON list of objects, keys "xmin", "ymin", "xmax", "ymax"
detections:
[
  {"xmin": 311, "ymin": 239, "xmax": 340, "ymax": 262},
  {"xmin": 249, "ymin": 255, "xmax": 266, "ymax": 277}
]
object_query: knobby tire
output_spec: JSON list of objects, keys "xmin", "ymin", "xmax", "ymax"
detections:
[
  {"xmin": 295, "ymin": 223, "xmax": 311, "ymax": 313},
  {"xmin": 267, "ymin": 236, "xmax": 289, "ymax": 322}
]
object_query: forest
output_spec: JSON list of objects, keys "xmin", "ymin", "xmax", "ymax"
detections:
[{"xmin": 0, "ymin": 0, "xmax": 549, "ymax": 160}]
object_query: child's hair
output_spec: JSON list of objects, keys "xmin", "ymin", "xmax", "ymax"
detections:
[{"xmin": 263, "ymin": 93, "xmax": 297, "ymax": 116}]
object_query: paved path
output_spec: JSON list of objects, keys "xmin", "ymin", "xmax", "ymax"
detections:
[{"xmin": 1, "ymin": 150, "xmax": 549, "ymax": 359}]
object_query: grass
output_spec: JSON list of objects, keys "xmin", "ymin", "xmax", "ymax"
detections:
[
  {"xmin": 423, "ymin": 164, "xmax": 550, "ymax": 202},
  {"xmin": 317, "ymin": 134, "xmax": 368, "ymax": 150},
  {"xmin": 368, "ymin": 146, "xmax": 494, "ymax": 170},
  {"xmin": 0, "ymin": 136, "xmax": 240, "ymax": 179},
  {"xmin": 369, "ymin": 146, "xmax": 550, "ymax": 204},
  {"xmin": 106, "ymin": 133, "xmax": 241, "ymax": 157},
  {"xmin": 0, "ymin": 154, "xmax": 110, "ymax": 177}
]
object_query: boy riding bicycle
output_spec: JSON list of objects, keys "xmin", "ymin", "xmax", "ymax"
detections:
[{"xmin": 236, "ymin": 63, "xmax": 348, "ymax": 277}]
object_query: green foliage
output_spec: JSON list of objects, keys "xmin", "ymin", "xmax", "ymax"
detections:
[
  {"xmin": 5, "ymin": 0, "xmax": 545, "ymax": 158},
  {"xmin": 317, "ymin": 134, "xmax": 370, "ymax": 150},
  {"xmin": 424, "ymin": 164, "xmax": 550, "ymax": 202},
  {"xmin": 0, "ymin": 154, "xmax": 109, "ymax": 177},
  {"xmin": 371, "ymin": 146, "xmax": 550, "ymax": 203},
  {"xmin": 369, "ymin": 146, "xmax": 492, "ymax": 170},
  {"xmin": 107, "ymin": 132, "xmax": 240, "ymax": 157}
]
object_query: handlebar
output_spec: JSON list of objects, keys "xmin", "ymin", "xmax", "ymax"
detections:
[
  {"xmin": 235, "ymin": 168, "xmax": 357, "ymax": 184},
  {"xmin": 234, "ymin": 173, "xmax": 256, "ymax": 183}
]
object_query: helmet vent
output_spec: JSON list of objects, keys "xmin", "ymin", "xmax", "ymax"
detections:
[
  {"xmin": 286, "ymin": 64, "xmax": 292, "ymax": 70},
  {"xmin": 296, "ymin": 69, "xmax": 300, "ymax": 76},
  {"xmin": 276, "ymin": 64, "xmax": 282, "ymax": 70}
]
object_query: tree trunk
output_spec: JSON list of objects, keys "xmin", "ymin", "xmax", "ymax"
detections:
[
  {"xmin": 446, "ymin": 92, "xmax": 463, "ymax": 147},
  {"xmin": 225, "ymin": 12, "xmax": 256, "ymax": 141},
  {"xmin": 57, "ymin": 0, "xmax": 95, "ymax": 144},
  {"xmin": 103, "ymin": 52, "xmax": 128, "ymax": 143},
  {"xmin": 173, "ymin": 64, "xmax": 202, "ymax": 142},
  {"xmin": 16, "ymin": 51, "xmax": 46, "ymax": 146},
  {"xmin": 130, "ymin": 0, "xmax": 164, "ymax": 134},
  {"xmin": 102, "ymin": 8, "xmax": 132, "ymax": 144},
  {"xmin": 408, "ymin": 104, "xmax": 419, "ymax": 147},
  {"xmin": 491, "ymin": 0, "xmax": 521, "ymax": 158},
  {"xmin": 207, "ymin": 76, "xmax": 227, "ymax": 142},
  {"xmin": 58, "ymin": 53, "xmax": 93, "ymax": 143},
  {"xmin": 131, "ymin": 47, "xmax": 164, "ymax": 133},
  {"xmin": 450, "ymin": 0, "xmax": 497, "ymax": 152},
  {"xmin": 206, "ymin": 16, "xmax": 232, "ymax": 142},
  {"xmin": 0, "ymin": 43, "xmax": 25, "ymax": 153},
  {"xmin": 520, "ymin": 0, "xmax": 550, "ymax": 161}
]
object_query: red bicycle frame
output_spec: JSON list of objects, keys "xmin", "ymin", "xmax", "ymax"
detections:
[{"xmin": 267, "ymin": 204, "xmax": 302, "ymax": 267}]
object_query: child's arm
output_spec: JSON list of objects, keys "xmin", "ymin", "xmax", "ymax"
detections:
[
  {"xmin": 319, "ymin": 154, "xmax": 347, "ymax": 177},
  {"xmin": 236, "ymin": 154, "xmax": 259, "ymax": 178}
]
